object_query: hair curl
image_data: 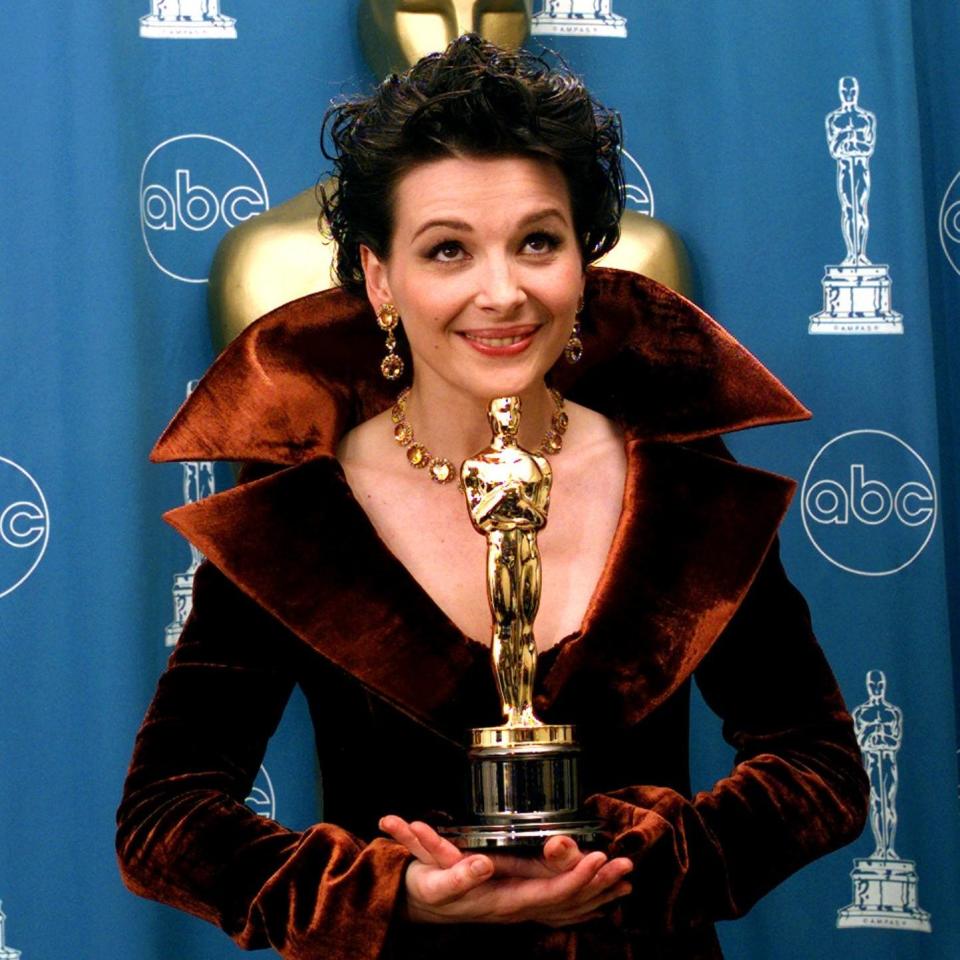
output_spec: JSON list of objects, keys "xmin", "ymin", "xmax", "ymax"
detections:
[{"xmin": 319, "ymin": 34, "xmax": 625, "ymax": 298}]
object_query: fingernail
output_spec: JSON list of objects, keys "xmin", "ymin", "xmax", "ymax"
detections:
[
  {"xmin": 470, "ymin": 858, "xmax": 490, "ymax": 877},
  {"xmin": 550, "ymin": 839, "xmax": 570, "ymax": 857}
]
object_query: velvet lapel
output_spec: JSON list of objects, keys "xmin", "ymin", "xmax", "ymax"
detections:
[
  {"xmin": 164, "ymin": 456, "xmax": 501, "ymax": 745},
  {"xmin": 536, "ymin": 440, "xmax": 796, "ymax": 729},
  {"xmin": 163, "ymin": 438, "xmax": 794, "ymax": 739}
]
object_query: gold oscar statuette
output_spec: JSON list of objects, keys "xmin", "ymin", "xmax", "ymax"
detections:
[{"xmin": 438, "ymin": 396, "xmax": 601, "ymax": 850}]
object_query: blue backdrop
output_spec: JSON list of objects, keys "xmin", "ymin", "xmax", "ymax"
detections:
[{"xmin": 1, "ymin": 2, "xmax": 958, "ymax": 957}]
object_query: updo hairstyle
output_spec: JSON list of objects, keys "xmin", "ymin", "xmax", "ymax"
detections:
[{"xmin": 319, "ymin": 34, "xmax": 625, "ymax": 298}]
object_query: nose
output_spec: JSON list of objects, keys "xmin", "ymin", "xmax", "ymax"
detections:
[{"xmin": 474, "ymin": 254, "xmax": 527, "ymax": 314}]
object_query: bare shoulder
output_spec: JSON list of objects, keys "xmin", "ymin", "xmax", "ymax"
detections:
[
  {"xmin": 336, "ymin": 408, "xmax": 394, "ymax": 469},
  {"xmin": 335, "ymin": 408, "xmax": 407, "ymax": 511},
  {"xmin": 562, "ymin": 401, "xmax": 625, "ymax": 459},
  {"xmin": 551, "ymin": 401, "xmax": 627, "ymax": 502}
]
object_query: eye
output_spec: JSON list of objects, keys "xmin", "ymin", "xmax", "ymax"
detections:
[
  {"xmin": 426, "ymin": 240, "xmax": 466, "ymax": 262},
  {"xmin": 522, "ymin": 231, "xmax": 562, "ymax": 255}
]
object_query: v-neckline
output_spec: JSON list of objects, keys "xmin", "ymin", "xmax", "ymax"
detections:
[{"xmin": 327, "ymin": 434, "xmax": 638, "ymax": 672}]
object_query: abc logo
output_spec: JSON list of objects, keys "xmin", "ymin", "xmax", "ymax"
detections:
[
  {"xmin": 801, "ymin": 430, "xmax": 936, "ymax": 576},
  {"xmin": 622, "ymin": 147, "xmax": 654, "ymax": 217},
  {"xmin": 0, "ymin": 456, "xmax": 50, "ymax": 598},
  {"xmin": 245, "ymin": 764, "xmax": 276, "ymax": 820},
  {"xmin": 140, "ymin": 134, "xmax": 269, "ymax": 283},
  {"xmin": 939, "ymin": 170, "xmax": 960, "ymax": 277}
]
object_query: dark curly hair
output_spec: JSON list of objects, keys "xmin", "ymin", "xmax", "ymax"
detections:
[{"xmin": 319, "ymin": 34, "xmax": 625, "ymax": 298}]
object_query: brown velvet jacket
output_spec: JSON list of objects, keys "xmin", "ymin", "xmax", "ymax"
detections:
[{"xmin": 117, "ymin": 268, "xmax": 869, "ymax": 960}]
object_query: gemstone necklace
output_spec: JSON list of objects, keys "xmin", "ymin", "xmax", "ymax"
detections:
[{"xmin": 390, "ymin": 387, "xmax": 569, "ymax": 486}]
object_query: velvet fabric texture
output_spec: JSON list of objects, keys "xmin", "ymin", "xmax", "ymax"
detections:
[{"xmin": 117, "ymin": 268, "xmax": 869, "ymax": 959}]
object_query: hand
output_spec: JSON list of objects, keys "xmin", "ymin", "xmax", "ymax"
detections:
[{"xmin": 379, "ymin": 815, "xmax": 633, "ymax": 927}]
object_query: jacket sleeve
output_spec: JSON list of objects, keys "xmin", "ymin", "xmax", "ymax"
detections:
[
  {"xmin": 584, "ymin": 538, "xmax": 869, "ymax": 936},
  {"xmin": 116, "ymin": 559, "xmax": 413, "ymax": 959}
]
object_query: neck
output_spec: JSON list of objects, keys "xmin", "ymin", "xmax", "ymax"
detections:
[{"xmin": 403, "ymin": 377, "xmax": 555, "ymax": 466}]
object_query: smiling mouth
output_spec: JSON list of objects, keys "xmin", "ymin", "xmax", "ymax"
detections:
[
  {"xmin": 463, "ymin": 332, "xmax": 530, "ymax": 347},
  {"xmin": 457, "ymin": 325, "xmax": 542, "ymax": 351}
]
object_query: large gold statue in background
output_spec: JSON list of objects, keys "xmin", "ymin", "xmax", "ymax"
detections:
[
  {"xmin": 462, "ymin": 397, "xmax": 551, "ymax": 727},
  {"xmin": 207, "ymin": 0, "xmax": 692, "ymax": 350}
]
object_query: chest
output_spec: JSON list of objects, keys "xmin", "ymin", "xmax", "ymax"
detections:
[{"xmin": 342, "ymin": 449, "xmax": 628, "ymax": 652}]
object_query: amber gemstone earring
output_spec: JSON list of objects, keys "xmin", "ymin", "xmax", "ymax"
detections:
[
  {"xmin": 564, "ymin": 295, "xmax": 584, "ymax": 364},
  {"xmin": 377, "ymin": 302, "xmax": 404, "ymax": 380}
]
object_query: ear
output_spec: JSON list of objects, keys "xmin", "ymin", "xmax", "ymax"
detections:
[{"xmin": 360, "ymin": 244, "xmax": 393, "ymax": 313}]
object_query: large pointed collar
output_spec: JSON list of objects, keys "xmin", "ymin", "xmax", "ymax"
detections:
[
  {"xmin": 155, "ymin": 268, "xmax": 809, "ymax": 740},
  {"xmin": 151, "ymin": 267, "xmax": 809, "ymax": 464},
  {"xmin": 164, "ymin": 441, "xmax": 796, "ymax": 743}
]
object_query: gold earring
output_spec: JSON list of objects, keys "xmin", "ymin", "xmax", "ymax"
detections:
[
  {"xmin": 377, "ymin": 302, "xmax": 404, "ymax": 380},
  {"xmin": 564, "ymin": 296, "xmax": 584, "ymax": 364}
]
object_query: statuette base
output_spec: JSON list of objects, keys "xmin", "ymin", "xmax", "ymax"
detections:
[
  {"xmin": 439, "ymin": 723, "xmax": 601, "ymax": 851},
  {"xmin": 531, "ymin": 14, "xmax": 627, "ymax": 38},
  {"xmin": 837, "ymin": 857, "xmax": 931, "ymax": 931},
  {"xmin": 139, "ymin": 17, "xmax": 237, "ymax": 39},
  {"xmin": 810, "ymin": 264, "xmax": 903, "ymax": 334},
  {"xmin": 439, "ymin": 818, "xmax": 603, "ymax": 851}
]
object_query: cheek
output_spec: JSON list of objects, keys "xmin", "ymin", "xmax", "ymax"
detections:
[
  {"xmin": 546, "ymin": 276, "xmax": 582, "ymax": 323},
  {"xmin": 397, "ymin": 285, "xmax": 468, "ymax": 339}
]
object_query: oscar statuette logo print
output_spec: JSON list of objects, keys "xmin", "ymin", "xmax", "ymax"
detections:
[
  {"xmin": 531, "ymin": 1, "xmax": 627, "ymax": 38},
  {"xmin": 140, "ymin": 0, "xmax": 237, "ymax": 39},
  {"xmin": 0, "ymin": 457, "xmax": 49, "ymax": 600},
  {"xmin": 140, "ymin": 135, "xmax": 269, "ymax": 284},
  {"xmin": 245, "ymin": 765, "xmax": 277, "ymax": 820},
  {"xmin": 810, "ymin": 77, "xmax": 903, "ymax": 334},
  {"xmin": 938, "ymin": 170, "xmax": 960, "ymax": 277},
  {"xmin": 622, "ymin": 148, "xmax": 654, "ymax": 217},
  {"xmin": 165, "ymin": 381, "xmax": 215, "ymax": 647},
  {"xmin": 837, "ymin": 671, "xmax": 931, "ymax": 932},
  {"xmin": 801, "ymin": 430, "xmax": 936, "ymax": 577},
  {"xmin": 0, "ymin": 901, "xmax": 22, "ymax": 959}
]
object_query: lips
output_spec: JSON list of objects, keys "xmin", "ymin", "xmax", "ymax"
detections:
[{"xmin": 457, "ymin": 324, "xmax": 541, "ymax": 356}]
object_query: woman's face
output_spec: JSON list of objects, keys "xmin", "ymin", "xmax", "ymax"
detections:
[{"xmin": 361, "ymin": 154, "xmax": 584, "ymax": 403}]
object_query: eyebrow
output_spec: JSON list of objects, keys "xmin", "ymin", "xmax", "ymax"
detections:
[{"xmin": 410, "ymin": 207, "xmax": 570, "ymax": 241}]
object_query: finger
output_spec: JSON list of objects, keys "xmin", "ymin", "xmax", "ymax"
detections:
[
  {"xmin": 490, "ymin": 840, "xmax": 602, "ymax": 881},
  {"xmin": 580, "ymin": 856, "xmax": 633, "ymax": 893},
  {"xmin": 541, "ymin": 835, "xmax": 585, "ymax": 873},
  {"xmin": 487, "ymin": 852, "xmax": 564, "ymax": 879},
  {"xmin": 408, "ymin": 820, "xmax": 464, "ymax": 870},
  {"xmin": 415, "ymin": 855, "xmax": 494, "ymax": 907},
  {"xmin": 576, "ymin": 880, "xmax": 632, "ymax": 915},
  {"xmin": 550, "ymin": 849, "xmax": 609, "ymax": 898},
  {"xmin": 538, "ymin": 880, "xmax": 632, "ymax": 927},
  {"xmin": 508, "ymin": 850, "xmax": 608, "ymax": 912},
  {"xmin": 379, "ymin": 815, "xmax": 437, "ymax": 865}
]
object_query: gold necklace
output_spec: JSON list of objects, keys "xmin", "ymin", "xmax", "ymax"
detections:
[{"xmin": 390, "ymin": 387, "xmax": 569, "ymax": 486}]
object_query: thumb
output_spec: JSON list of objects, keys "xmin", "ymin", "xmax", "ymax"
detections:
[{"xmin": 427, "ymin": 855, "xmax": 494, "ymax": 905}]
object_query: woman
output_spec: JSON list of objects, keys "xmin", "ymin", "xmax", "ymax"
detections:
[{"xmin": 117, "ymin": 35, "xmax": 868, "ymax": 959}]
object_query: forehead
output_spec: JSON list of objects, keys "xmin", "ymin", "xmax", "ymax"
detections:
[{"xmin": 391, "ymin": 155, "xmax": 572, "ymax": 232}]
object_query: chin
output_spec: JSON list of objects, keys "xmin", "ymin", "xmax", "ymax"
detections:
[{"xmin": 464, "ymin": 368, "xmax": 547, "ymax": 403}]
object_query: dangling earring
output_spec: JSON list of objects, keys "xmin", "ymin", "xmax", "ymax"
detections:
[
  {"xmin": 564, "ymin": 295, "xmax": 584, "ymax": 364},
  {"xmin": 377, "ymin": 302, "xmax": 404, "ymax": 380}
]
